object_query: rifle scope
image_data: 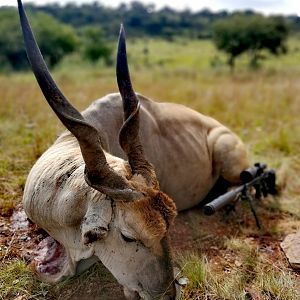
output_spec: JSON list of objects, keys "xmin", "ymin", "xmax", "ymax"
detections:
[{"xmin": 240, "ymin": 163, "xmax": 266, "ymax": 183}]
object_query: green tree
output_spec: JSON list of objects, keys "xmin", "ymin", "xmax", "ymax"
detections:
[
  {"xmin": 0, "ymin": 8, "xmax": 27, "ymax": 71},
  {"xmin": 0, "ymin": 8, "xmax": 79, "ymax": 71},
  {"xmin": 31, "ymin": 12, "xmax": 80, "ymax": 67},
  {"xmin": 79, "ymin": 26, "xmax": 112, "ymax": 64},
  {"xmin": 212, "ymin": 14, "xmax": 289, "ymax": 69}
]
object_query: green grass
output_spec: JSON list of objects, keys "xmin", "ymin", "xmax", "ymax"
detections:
[
  {"xmin": 1, "ymin": 37, "xmax": 300, "ymax": 299},
  {"xmin": 179, "ymin": 254, "xmax": 208, "ymax": 289},
  {"xmin": 179, "ymin": 239, "xmax": 299, "ymax": 299},
  {"xmin": 0, "ymin": 259, "xmax": 51, "ymax": 300},
  {"xmin": 0, "ymin": 259, "xmax": 122, "ymax": 300}
]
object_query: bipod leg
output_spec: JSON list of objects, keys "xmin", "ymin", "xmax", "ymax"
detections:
[
  {"xmin": 225, "ymin": 202, "xmax": 236, "ymax": 215},
  {"xmin": 241, "ymin": 187, "xmax": 261, "ymax": 230}
]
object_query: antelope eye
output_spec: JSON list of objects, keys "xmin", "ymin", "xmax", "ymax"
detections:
[{"xmin": 121, "ymin": 232, "xmax": 137, "ymax": 243}]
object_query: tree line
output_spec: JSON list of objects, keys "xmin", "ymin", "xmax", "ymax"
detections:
[
  {"xmin": 0, "ymin": 1, "xmax": 296, "ymax": 71},
  {"xmin": 22, "ymin": 1, "xmax": 300, "ymax": 39},
  {"xmin": 0, "ymin": 6, "xmax": 112, "ymax": 71}
]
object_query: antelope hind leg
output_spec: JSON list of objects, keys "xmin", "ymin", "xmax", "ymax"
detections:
[{"xmin": 209, "ymin": 126, "xmax": 250, "ymax": 185}]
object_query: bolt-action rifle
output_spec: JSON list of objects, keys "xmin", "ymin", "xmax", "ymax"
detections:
[{"xmin": 203, "ymin": 163, "xmax": 277, "ymax": 229}]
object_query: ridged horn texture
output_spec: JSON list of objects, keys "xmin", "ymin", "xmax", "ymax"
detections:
[
  {"xmin": 117, "ymin": 24, "xmax": 158, "ymax": 188},
  {"xmin": 17, "ymin": 0, "xmax": 141, "ymax": 200}
]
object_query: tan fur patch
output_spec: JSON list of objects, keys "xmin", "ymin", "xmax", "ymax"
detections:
[
  {"xmin": 150, "ymin": 191, "xmax": 177, "ymax": 228},
  {"xmin": 120, "ymin": 189, "xmax": 177, "ymax": 246}
]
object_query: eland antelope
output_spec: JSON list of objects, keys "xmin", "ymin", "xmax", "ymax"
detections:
[{"xmin": 17, "ymin": 0, "xmax": 249, "ymax": 299}]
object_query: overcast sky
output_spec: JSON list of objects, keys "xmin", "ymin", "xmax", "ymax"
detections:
[{"xmin": 1, "ymin": 0, "xmax": 299, "ymax": 15}]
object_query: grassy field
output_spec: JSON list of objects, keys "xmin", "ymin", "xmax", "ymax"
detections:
[{"xmin": 0, "ymin": 38, "xmax": 300, "ymax": 299}]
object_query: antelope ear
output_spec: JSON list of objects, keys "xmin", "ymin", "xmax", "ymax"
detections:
[
  {"xmin": 81, "ymin": 199, "xmax": 112, "ymax": 245},
  {"xmin": 151, "ymin": 192, "xmax": 177, "ymax": 229}
]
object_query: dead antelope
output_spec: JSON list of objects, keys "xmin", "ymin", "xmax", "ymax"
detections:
[{"xmin": 18, "ymin": 0, "xmax": 249, "ymax": 299}]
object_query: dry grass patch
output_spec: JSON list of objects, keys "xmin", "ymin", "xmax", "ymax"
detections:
[{"xmin": 179, "ymin": 239, "xmax": 299, "ymax": 300}]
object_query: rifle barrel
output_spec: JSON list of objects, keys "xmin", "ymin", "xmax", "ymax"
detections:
[
  {"xmin": 203, "ymin": 172, "xmax": 268, "ymax": 215},
  {"xmin": 203, "ymin": 186, "xmax": 243, "ymax": 215}
]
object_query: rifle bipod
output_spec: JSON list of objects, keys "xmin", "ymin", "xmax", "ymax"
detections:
[
  {"xmin": 240, "ymin": 186, "xmax": 261, "ymax": 230},
  {"xmin": 221, "ymin": 187, "xmax": 261, "ymax": 230}
]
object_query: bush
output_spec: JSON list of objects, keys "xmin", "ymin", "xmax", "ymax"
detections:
[
  {"xmin": 79, "ymin": 26, "xmax": 112, "ymax": 65},
  {"xmin": 0, "ymin": 8, "xmax": 79, "ymax": 71},
  {"xmin": 31, "ymin": 12, "xmax": 80, "ymax": 67},
  {"xmin": 0, "ymin": 8, "xmax": 28, "ymax": 71},
  {"xmin": 212, "ymin": 14, "xmax": 289, "ymax": 69}
]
